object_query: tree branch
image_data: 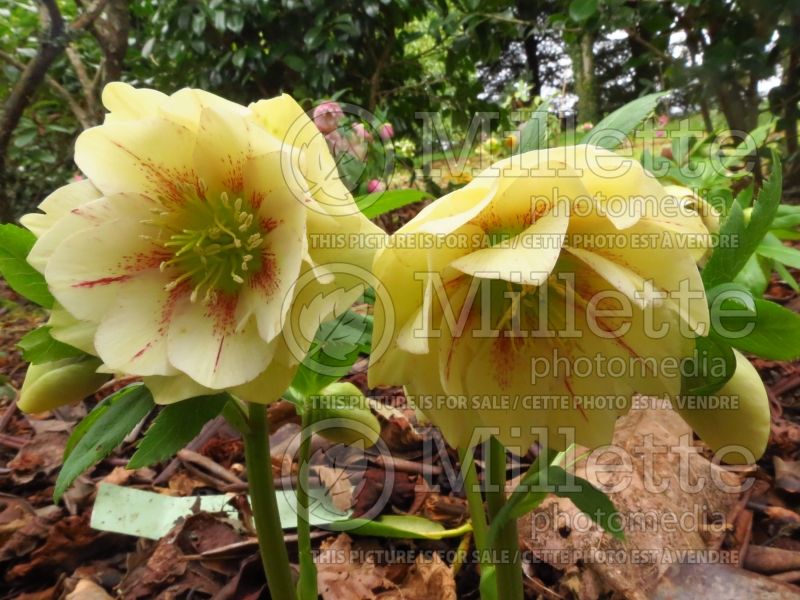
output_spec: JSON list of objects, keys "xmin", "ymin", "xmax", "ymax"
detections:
[{"xmin": 0, "ymin": 50, "xmax": 91, "ymax": 129}]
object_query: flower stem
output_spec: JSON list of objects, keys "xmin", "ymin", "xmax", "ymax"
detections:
[
  {"xmin": 459, "ymin": 444, "xmax": 494, "ymax": 598},
  {"xmin": 295, "ymin": 410, "xmax": 318, "ymax": 600},
  {"xmin": 244, "ymin": 402, "xmax": 296, "ymax": 600},
  {"xmin": 486, "ymin": 436, "xmax": 523, "ymax": 600},
  {"xmin": 459, "ymin": 445, "xmax": 488, "ymax": 553}
]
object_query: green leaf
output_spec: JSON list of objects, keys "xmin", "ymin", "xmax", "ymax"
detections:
[
  {"xmin": 716, "ymin": 296, "xmax": 800, "ymax": 360},
  {"xmin": 326, "ymin": 515, "xmax": 470, "ymax": 539},
  {"xmin": 545, "ymin": 466, "xmax": 623, "ymax": 540},
  {"xmin": 568, "ymin": 0, "xmax": 598, "ymax": 21},
  {"xmin": 232, "ymin": 48, "xmax": 246, "ymax": 68},
  {"xmin": 703, "ymin": 157, "xmax": 782, "ymax": 288},
  {"xmin": 17, "ymin": 326, "xmax": 85, "ymax": 364},
  {"xmin": 127, "ymin": 393, "xmax": 229, "ymax": 469},
  {"xmin": 55, "ymin": 384, "xmax": 154, "ymax": 502},
  {"xmin": 0, "ymin": 224, "xmax": 54, "ymax": 308},
  {"xmin": 733, "ymin": 254, "xmax": 770, "ymax": 297},
  {"xmin": 680, "ymin": 333, "xmax": 736, "ymax": 396},
  {"xmin": 517, "ymin": 101, "xmax": 551, "ymax": 154},
  {"xmin": 487, "ymin": 451, "xmax": 623, "ymax": 544},
  {"xmin": 583, "ymin": 91, "xmax": 669, "ymax": 149},
  {"xmin": 756, "ymin": 244, "xmax": 800, "ymax": 269},
  {"xmin": 291, "ymin": 310, "xmax": 372, "ymax": 396},
  {"xmin": 355, "ymin": 189, "xmax": 431, "ymax": 219}
]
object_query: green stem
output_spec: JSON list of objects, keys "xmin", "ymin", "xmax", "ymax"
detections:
[
  {"xmin": 244, "ymin": 403, "xmax": 296, "ymax": 599},
  {"xmin": 486, "ymin": 436, "xmax": 523, "ymax": 600},
  {"xmin": 296, "ymin": 410, "xmax": 317, "ymax": 600},
  {"xmin": 459, "ymin": 445, "xmax": 489, "ymax": 555}
]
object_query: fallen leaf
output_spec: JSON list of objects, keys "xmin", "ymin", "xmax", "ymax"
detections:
[
  {"xmin": 316, "ymin": 534, "xmax": 393, "ymax": 600},
  {"xmin": 65, "ymin": 579, "xmax": 113, "ymax": 600},
  {"xmin": 8, "ymin": 431, "xmax": 68, "ymax": 485},
  {"xmin": 517, "ymin": 401, "xmax": 742, "ymax": 600},
  {"xmin": 377, "ymin": 552, "xmax": 456, "ymax": 600},
  {"xmin": 774, "ymin": 457, "xmax": 800, "ymax": 494}
]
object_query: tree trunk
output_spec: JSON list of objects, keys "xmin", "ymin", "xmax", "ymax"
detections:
[
  {"xmin": 516, "ymin": 0, "xmax": 542, "ymax": 96},
  {"xmin": 0, "ymin": 0, "xmax": 66, "ymax": 223},
  {"xmin": 569, "ymin": 31, "xmax": 599, "ymax": 124}
]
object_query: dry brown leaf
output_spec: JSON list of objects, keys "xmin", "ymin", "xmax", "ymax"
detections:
[
  {"xmin": 317, "ymin": 464, "xmax": 356, "ymax": 513},
  {"xmin": 65, "ymin": 579, "xmax": 113, "ymax": 600},
  {"xmin": 8, "ymin": 431, "xmax": 68, "ymax": 485},
  {"xmin": 518, "ymin": 402, "xmax": 742, "ymax": 600},
  {"xmin": 316, "ymin": 534, "xmax": 393, "ymax": 600},
  {"xmin": 377, "ymin": 552, "xmax": 457, "ymax": 600}
]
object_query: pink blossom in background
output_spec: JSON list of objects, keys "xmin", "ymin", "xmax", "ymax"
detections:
[
  {"xmin": 72, "ymin": 173, "xmax": 85, "ymax": 182},
  {"xmin": 312, "ymin": 101, "xmax": 344, "ymax": 134},
  {"xmin": 324, "ymin": 130, "xmax": 350, "ymax": 154},
  {"xmin": 353, "ymin": 123, "xmax": 373, "ymax": 141},
  {"xmin": 379, "ymin": 123, "xmax": 394, "ymax": 141},
  {"xmin": 655, "ymin": 129, "xmax": 666, "ymax": 138},
  {"xmin": 367, "ymin": 179, "xmax": 385, "ymax": 193},
  {"xmin": 580, "ymin": 122, "xmax": 594, "ymax": 132},
  {"xmin": 657, "ymin": 114, "xmax": 670, "ymax": 127}
]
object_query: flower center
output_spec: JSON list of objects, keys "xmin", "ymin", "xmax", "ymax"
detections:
[{"xmin": 149, "ymin": 192, "xmax": 265, "ymax": 303}]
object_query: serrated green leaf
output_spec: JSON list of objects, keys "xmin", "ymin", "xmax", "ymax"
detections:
[
  {"xmin": 291, "ymin": 310, "xmax": 372, "ymax": 396},
  {"xmin": 17, "ymin": 326, "xmax": 85, "ymax": 364},
  {"xmin": 756, "ymin": 243, "xmax": 800, "ymax": 269},
  {"xmin": 127, "ymin": 393, "xmax": 229, "ymax": 469},
  {"xmin": 583, "ymin": 91, "xmax": 669, "ymax": 149},
  {"xmin": 703, "ymin": 157, "xmax": 782, "ymax": 288},
  {"xmin": 0, "ymin": 224, "xmax": 54, "ymax": 308},
  {"xmin": 716, "ymin": 296, "xmax": 800, "ymax": 360},
  {"xmin": 55, "ymin": 384, "xmax": 154, "ymax": 502}
]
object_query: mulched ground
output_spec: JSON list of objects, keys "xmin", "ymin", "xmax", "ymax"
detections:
[{"xmin": 1, "ymin": 248, "xmax": 800, "ymax": 598}]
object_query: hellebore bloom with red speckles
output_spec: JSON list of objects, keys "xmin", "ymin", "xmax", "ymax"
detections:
[
  {"xmin": 20, "ymin": 83, "xmax": 383, "ymax": 406},
  {"xmin": 366, "ymin": 145, "xmax": 759, "ymax": 458}
]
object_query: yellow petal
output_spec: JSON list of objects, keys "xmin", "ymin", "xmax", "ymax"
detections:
[
  {"xmin": 450, "ymin": 199, "xmax": 569, "ymax": 286},
  {"xmin": 94, "ymin": 271, "xmax": 179, "ymax": 376},
  {"xmin": 102, "ymin": 82, "xmax": 168, "ymax": 122}
]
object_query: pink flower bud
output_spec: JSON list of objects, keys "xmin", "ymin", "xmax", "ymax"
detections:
[
  {"xmin": 367, "ymin": 179, "xmax": 385, "ymax": 193},
  {"xmin": 353, "ymin": 123, "xmax": 373, "ymax": 141},
  {"xmin": 379, "ymin": 123, "xmax": 394, "ymax": 141},
  {"xmin": 580, "ymin": 122, "xmax": 594, "ymax": 132},
  {"xmin": 657, "ymin": 114, "xmax": 669, "ymax": 127},
  {"xmin": 313, "ymin": 101, "xmax": 344, "ymax": 134}
]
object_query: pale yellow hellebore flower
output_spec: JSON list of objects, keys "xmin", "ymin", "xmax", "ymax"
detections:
[
  {"xmin": 368, "ymin": 145, "xmax": 760, "ymax": 457},
  {"xmin": 20, "ymin": 83, "xmax": 383, "ymax": 407}
]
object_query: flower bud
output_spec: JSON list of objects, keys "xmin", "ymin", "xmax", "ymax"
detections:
[
  {"xmin": 379, "ymin": 123, "xmax": 394, "ymax": 141},
  {"xmin": 307, "ymin": 382, "xmax": 381, "ymax": 447},
  {"xmin": 366, "ymin": 179, "xmax": 386, "ymax": 194},
  {"xmin": 312, "ymin": 101, "xmax": 344, "ymax": 134},
  {"xmin": 352, "ymin": 123, "xmax": 373, "ymax": 141},
  {"xmin": 18, "ymin": 357, "xmax": 109, "ymax": 414},
  {"xmin": 675, "ymin": 350, "xmax": 770, "ymax": 464}
]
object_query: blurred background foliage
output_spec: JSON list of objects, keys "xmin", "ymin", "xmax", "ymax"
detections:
[{"xmin": 1, "ymin": 0, "xmax": 799, "ymax": 221}]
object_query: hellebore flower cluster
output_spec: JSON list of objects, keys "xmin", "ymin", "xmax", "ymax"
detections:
[
  {"xmin": 368, "ymin": 144, "xmax": 770, "ymax": 461},
  {"xmin": 19, "ymin": 83, "xmax": 382, "ymax": 408}
]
